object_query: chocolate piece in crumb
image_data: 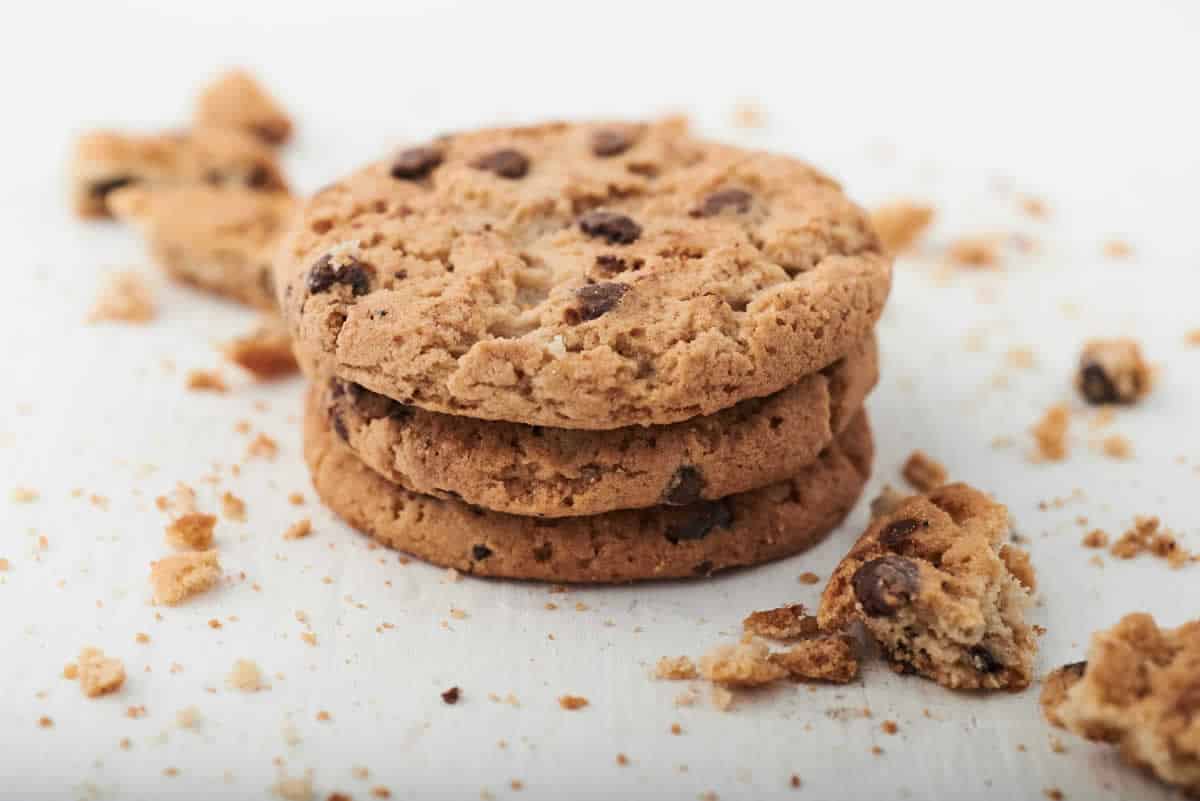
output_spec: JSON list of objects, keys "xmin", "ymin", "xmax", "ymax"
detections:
[
  {"xmin": 472, "ymin": 148, "xmax": 529, "ymax": 179},
  {"xmin": 852, "ymin": 556, "xmax": 920, "ymax": 617},
  {"xmin": 390, "ymin": 146, "xmax": 443, "ymax": 180},
  {"xmin": 1076, "ymin": 339, "xmax": 1151, "ymax": 406},
  {"xmin": 591, "ymin": 128, "xmax": 635, "ymax": 157},
  {"xmin": 579, "ymin": 211, "xmax": 642, "ymax": 244},
  {"xmin": 441, "ymin": 686, "xmax": 460, "ymax": 704},
  {"xmin": 568, "ymin": 282, "xmax": 629, "ymax": 323},
  {"xmin": 662, "ymin": 466, "xmax": 705, "ymax": 505},
  {"xmin": 691, "ymin": 188, "xmax": 753, "ymax": 218},
  {"xmin": 307, "ymin": 254, "xmax": 372, "ymax": 296},
  {"xmin": 665, "ymin": 500, "xmax": 733, "ymax": 544}
]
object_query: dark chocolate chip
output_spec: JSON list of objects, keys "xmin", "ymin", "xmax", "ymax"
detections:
[
  {"xmin": 89, "ymin": 176, "xmax": 136, "ymax": 200},
  {"xmin": 579, "ymin": 211, "xmax": 642, "ymax": 244},
  {"xmin": 662, "ymin": 466, "xmax": 705, "ymax": 505},
  {"xmin": 852, "ymin": 555, "xmax": 920, "ymax": 617},
  {"xmin": 390, "ymin": 146, "xmax": 443, "ymax": 180},
  {"xmin": 440, "ymin": 686, "xmax": 460, "ymax": 704},
  {"xmin": 531, "ymin": 543, "xmax": 553, "ymax": 562},
  {"xmin": 690, "ymin": 188, "xmax": 753, "ymax": 218},
  {"xmin": 1079, "ymin": 363, "xmax": 1119, "ymax": 405},
  {"xmin": 330, "ymin": 409, "xmax": 350, "ymax": 442},
  {"xmin": 594, "ymin": 254, "xmax": 644, "ymax": 275},
  {"xmin": 591, "ymin": 128, "xmax": 634, "ymax": 157},
  {"xmin": 568, "ymin": 282, "xmax": 629, "ymax": 323},
  {"xmin": 246, "ymin": 164, "xmax": 273, "ymax": 189},
  {"xmin": 665, "ymin": 500, "xmax": 733, "ymax": 544},
  {"xmin": 472, "ymin": 148, "xmax": 529, "ymax": 179},
  {"xmin": 879, "ymin": 517, "xmax": 927, "ymax": 548},
  {"xmin": 307, "ymin": 254, "xmax": 372, "ymax": 296},
  {"xmin": 471, "ymin": 544, "xmax": 493, "ymax": 561},
  {"xmin": 968, "ymin": 646, "xmax": 1002, "ymax": 674}
]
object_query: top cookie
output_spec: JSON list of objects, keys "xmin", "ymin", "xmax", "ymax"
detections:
[{"xmin": 276, "ymin": 118, "xmax": 891, "ymax": 429}]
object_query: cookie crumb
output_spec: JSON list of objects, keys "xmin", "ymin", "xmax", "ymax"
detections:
[
  {"xmin": 10, "ymin": 487, "xmax": 38, "ymax": 503},
  {"xmin": 150, "ymin": 550, "xmax": 221, "ymax": 605},
  {"xmin": 616, "ymin": 753, "xmax": 630, "ymax": 766},
  {"xmin": 901, "ymin": 450, "xmax": 948, "ymax": 491},
  {"xmin": 1185, "ymin": 329, "xmax": 1200, "ymax": 347},
  {"xmin": 37, "ymin": 716, "xmax": 53, "ymax": 728},
  {"xmin": 76, "ymin": 647, "xmax": 126, "ymax": 698},
  {"xmin": 870, "ymin": 201, "xmax": 934, "ymax": 254},
  {"xmin": 797, "ymin": 572, "xmax": 820, "ymax": 585},
  {"xmin": 1031, "ymin": 403, "xmax": 1070, "ymax": 462},
  {"xmin": 1081, "ymin": 529, "xmax": 1109, "ymax": 549},
  {"xmin": 1102, "ymin": 239, "xmax": 1132, "ymax": 259},
  {"xmin": 789, "ymin": 774, "xmax": 801, "ymax": 788},
  {"xmin": 1019, "ymin": 196, "xmax": 1050, "ymax": 219},
  {"xmin": 441, "ymin": 686, "xmax": 461, "ymax": 705},
  {"xmin": 186, "ymin": 369, "xmax": 228, "ymax": 394},
  {"xmin": 246, "ymin": 433, "xmax": 279, "ymax": 460},
  {"xmin": 699, "ymin": 640, "xmax": 787, "ymax": 687},
  {"xmin": 88, "ymin": 271, "xmax": 156, "ymax": 324},
  {"xmin": 1043, "ymin": 789, "xmax": 1065, "ymax": 801},
  {"xmin": 881, "ymin": 720, "xmax": 899, "ymax": 735},
  {"xmin": 227, "ymin": 659, "xmax": 266, "ymax": 692},
  {"xmin": 670, "ymin": 723, "xmax": 683, "ymax": 735},
  {"xmin": 730, "ymin": 100, "xmax": 766, "ymax": 129},
  {"xmin": 283, "ymin": 518, "xmax": 312, "ymax": 540},
  {"xmin": 558, "ymin": 694, "xmax": 589, "ymax": 710},
  {"xmin": 947, "ymin": 235, "xmax": 1000, "ymax": 268},
  {"xmin": 1100, "ymin": 435, "xmax": 1132, "ymax": 460},
  {"xmin": 742, "ymin": 605, "xmax": 818, "ymax": 640},
  {"xmin": 273, "ymin": 773, "xmax": 313, "ymax": 801},
  {"xmin": 176, "ymin": 706, "xmax": 201, "ymax": 728},
  {"xmin": 710, "ymin": 685, "xmax": 734, "ymax": 711},
  {"xmin": 220, "ymin": 492, "xmax": 247, "ymax": 522},
  {"xmin": 222, "ymin": 317, "xmax": 299, "ymax": 380},
  {"xmin": 370, "ymin": 787, "xmax": 392, "ymax": 799},
  {"xmin": 1077, "ymin": 339, "xmax": 1151, "ymax": 406},
  {"xmin": 1110, "ymin": 516, "xmax": 1192, "ymax": 567},
  {"xmin": 165, "ymin": 513, "xmax": 216, "ymax": 550}
]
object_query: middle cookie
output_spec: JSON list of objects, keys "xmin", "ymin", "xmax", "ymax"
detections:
[{"xmin": 319, "ymin": 335, "xmax": 877, "ymax": 518}]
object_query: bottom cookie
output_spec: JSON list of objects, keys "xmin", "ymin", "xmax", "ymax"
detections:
[{"xmin": 304, "ymin": 386, "xmax": 873, "ymax": 583}]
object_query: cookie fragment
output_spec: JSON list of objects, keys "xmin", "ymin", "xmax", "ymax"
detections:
[
  {"xmin": 699, "ymin": 640, "xmax": 787, "ymax": 688},
  {"xmin": 150, "ymin": 550, "xmax": 221, "ymax": 605},
  {"xmin": 223, "ymin": 316, "xmax": 299, "ymax": 379},
  {"xmin": 194, "ymin": 68, "xmax": 293, "ymax": 145},
  {"xmin": 869, "ymin": 201, "xmax": 934, "ymax": 253},
  {"xmin": 819, "ymin": 483, "xmax": 1037, "ymax": 690},
  {"xmin": 75, "ymin": 647, "xmax": 126, "ymax": 698},
  {"xmin": 742, "ymin": 605, "xmax": 819, "ymax": 640},
  {"xmin": 165, "ymin": 513, "xmax": 216, "ymax": 550},
  {"xmin": 1042, "ymin": 614, "xmax": 1200, "ymax": 796},
  {"xmin": 901, "ymin": 450, "xmax": 947, "ymax": 491},
  {"xmin": 87, "ymin": 271, "xmax": 156, "ymax": 324},
  {"xmin": 769, "ymin": 637, "xmax": 859, "ymax": 684},
  {"xmin": 1076, "ymin": 339, "xmax": 1152, "ymax": 406}
]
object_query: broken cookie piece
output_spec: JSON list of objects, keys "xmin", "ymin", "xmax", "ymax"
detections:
[
  {"xmin": 901, "ymin": 450, "xmax": 948, "ymax": 492},
  {"xmin": 109, "ymin": 184, "xmax": 294, "ymax": 310},
  {"xmin": 1076, "ymin": 339, "xmax": 1152, "ymax": 406},
  {"xmin": 75, "ymin": 647, "xmax": 126, "ymax": 698},
  {"xmin": 71, "ymin": 128, "xmax": 287, "ymax": 219},
  {"xmin": 194, "ymin": 68, "xmax": 293, "ymax": 146},
  {"xmin": 769, "ymin": 636, "xmax": 859, "ymax": 684},
  {"xmin": 819, "ymin": 483, "xmax": 1037, "ymax": 690},
  {"xmin": 699, "ymin": 640, "xmax": 787, "ymax": 688},
  {"xmin": 222, "ymin": 315, "xmax": 299, "ymax": 379},
  {"xmin": 1042, "ymin": 613, "xmax": 1200, "ymax": 796},
  {"xmin": 743, "ymin": 605, "xmax": 819, "ymax": 640},
  {"xmin": 870, "ymin": 201, "xmax": 934, "ymax": 254},
  {"xmin": 150, "ymin": 550, "xmax": 221, "ymax": 605}
]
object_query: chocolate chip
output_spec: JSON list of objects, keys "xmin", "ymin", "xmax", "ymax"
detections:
[
  {"xmin": 852, "ymin": 556, "xmax": 920, "ymax": 617},
  {"xmin": 665, "ymin": 500, "xmax": 733, "ymax": 544},
  {"xmin": 440, "ymin": 686, "xmax": 460, "ymax": 704},
  {"xmin": 579, "ymin": 211, "xmax": 642, "ymax": 245},
  {"xmin": 330, "ymin": 409, "xmax": 350, "ymax": 442},
  {"xmin": 879, "ymin": 517, "xmax": 927, "ymax": 548},
  {"xmin": 246, "ymin": 164, "xmax": 273, "ymax": 189},
  {"xmin": 968, "ymin": 646, "xmax": 1002, "ymax": 674},
  {"xmin": 472, "ymin": 148, "xmax": 529, "ymax": 179},
  {"xmin": 1078, "ymin": 363, "xmax": 1119, "ymax": 405},
  {"xmin": 594, "ymin": 254, "xmax": 643, "ymax": 275},
  {"xmin": 591, "ymin": 128, "xmax": 634, "ymax": 157},
  {"xmin": 567, "ymin": 282, "xmax": 629, "ymax": 324},
  {"xmin": 471, "ymin": 544, "xmax": 493, "ymax": 561},
  {"xmin": 346, "ymin": 383, "xmax": 411, "ymax": 421},
  {"xmin": 307, "ymin": 254, "xmax": 372, "ymax": 296},
  {"xmin": 691, "ymin": 188, "xmax": 753, "ymax": 218},
  {"xmin": 390, "ymin": 146, "xmax": 443, "ymax": 180},
  {"xmin": 89, "ymin": 176, "xmax": 136, "ymax": 200},
  {"xmin": 663, "ymin": 466, "xmax": 705, "ymax": 505}
]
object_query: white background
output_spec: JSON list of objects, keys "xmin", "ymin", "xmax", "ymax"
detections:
[{"xmin": 2, "ymin": 1, "xmax": 1199, "ymax": 799}]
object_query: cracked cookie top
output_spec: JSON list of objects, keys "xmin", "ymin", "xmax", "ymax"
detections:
[{"xmin": 275, "ymin": 118, "xmax": 891, "ymax": 429}]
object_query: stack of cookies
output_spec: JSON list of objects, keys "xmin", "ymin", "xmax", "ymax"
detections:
[{"xmin": 274, "ymin": 119, "xmax": 892, "ymax": 582}]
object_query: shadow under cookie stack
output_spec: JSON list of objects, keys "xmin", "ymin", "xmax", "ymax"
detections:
[{"xmin": 276, "ymin": 118, "xmax": 892, "ymax": 583}]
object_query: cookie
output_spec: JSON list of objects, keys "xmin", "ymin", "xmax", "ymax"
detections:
[
  {"xmin": 194, "ymin": 69, "xmax": 293, "ymax": 145},
  {"xmin": 304, "ymin": 386, "xmax": 873, "ymax": 583},
  {"xmin": 109, "ymin": 185, "xmax": 295, "ymax": 309},
  {"xmin": 71, "ymin": 127, "xmax": 288, "ymax": 219},
  {"xmin": 1042, "ymin": 613, "xmax": 1200, "ymax": 795},
  {"xmin": 819, "ymin": 483, "xmax": 1037, "ymax": 690},
  {"xmin": 277, "ymin": 118, "xmax": 891, "ymax": 429},
  {"xmin": 317, "ymin": 334, "xmax": 876, "ymax": 517}
]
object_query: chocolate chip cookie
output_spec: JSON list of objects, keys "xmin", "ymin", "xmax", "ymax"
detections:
[
  {"xmin": 316, "ymin": 334, "xmax": 876, "ymax": 517},
  {"xmin": 1042, "ymin": 613, "xmax": 1200, "ymax": 796},
  {"xmin": 304, "ymin": 385, "xmax": 874, "ymax": 583},
  {"xmin": 71, "ymin": 127, "xmax": 288, "ymax": 219},
  {"xmin": 109, "ymin": 185, "xmax": 295, "ymax": 310},
  {"xmin": 277, "ymin": 118, "xmax": 891, "ymax": 429},
  {"xmin": 819, "ymin": 483, "xmax": 1037, "ymax": 690}
]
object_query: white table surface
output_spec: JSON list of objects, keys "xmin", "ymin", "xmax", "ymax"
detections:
[{"xmin": 2, "ymin": 1, "xmax": 1198, "ymax": 799}]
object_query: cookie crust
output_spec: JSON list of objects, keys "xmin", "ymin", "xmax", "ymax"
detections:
[
  {"xmin": 318, "ymin": 335, "xmax": 876, "ymax": 518},
  {"xmin": 278, "ymin": 118, "xmax": 891, "ymax": 429},
  {"xmin": 304, "ymin": 387, "xmax": 873, "ymax": 583}
]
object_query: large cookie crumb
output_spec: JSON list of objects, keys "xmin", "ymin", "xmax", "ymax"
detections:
[
  {"xmin": 88, "ymin": 271, "xmax": 156, "ymax": 324},
  {"xmin": 75, "ymin": 647, "xmax": 126, "ymax": 698},
  {"xmin": 150, "ymin": 550, "xmax": 221, "ymax": 605},
  {"xmin": 870, "ymin": 201, "xmax": 934, "ymax": 253}
]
